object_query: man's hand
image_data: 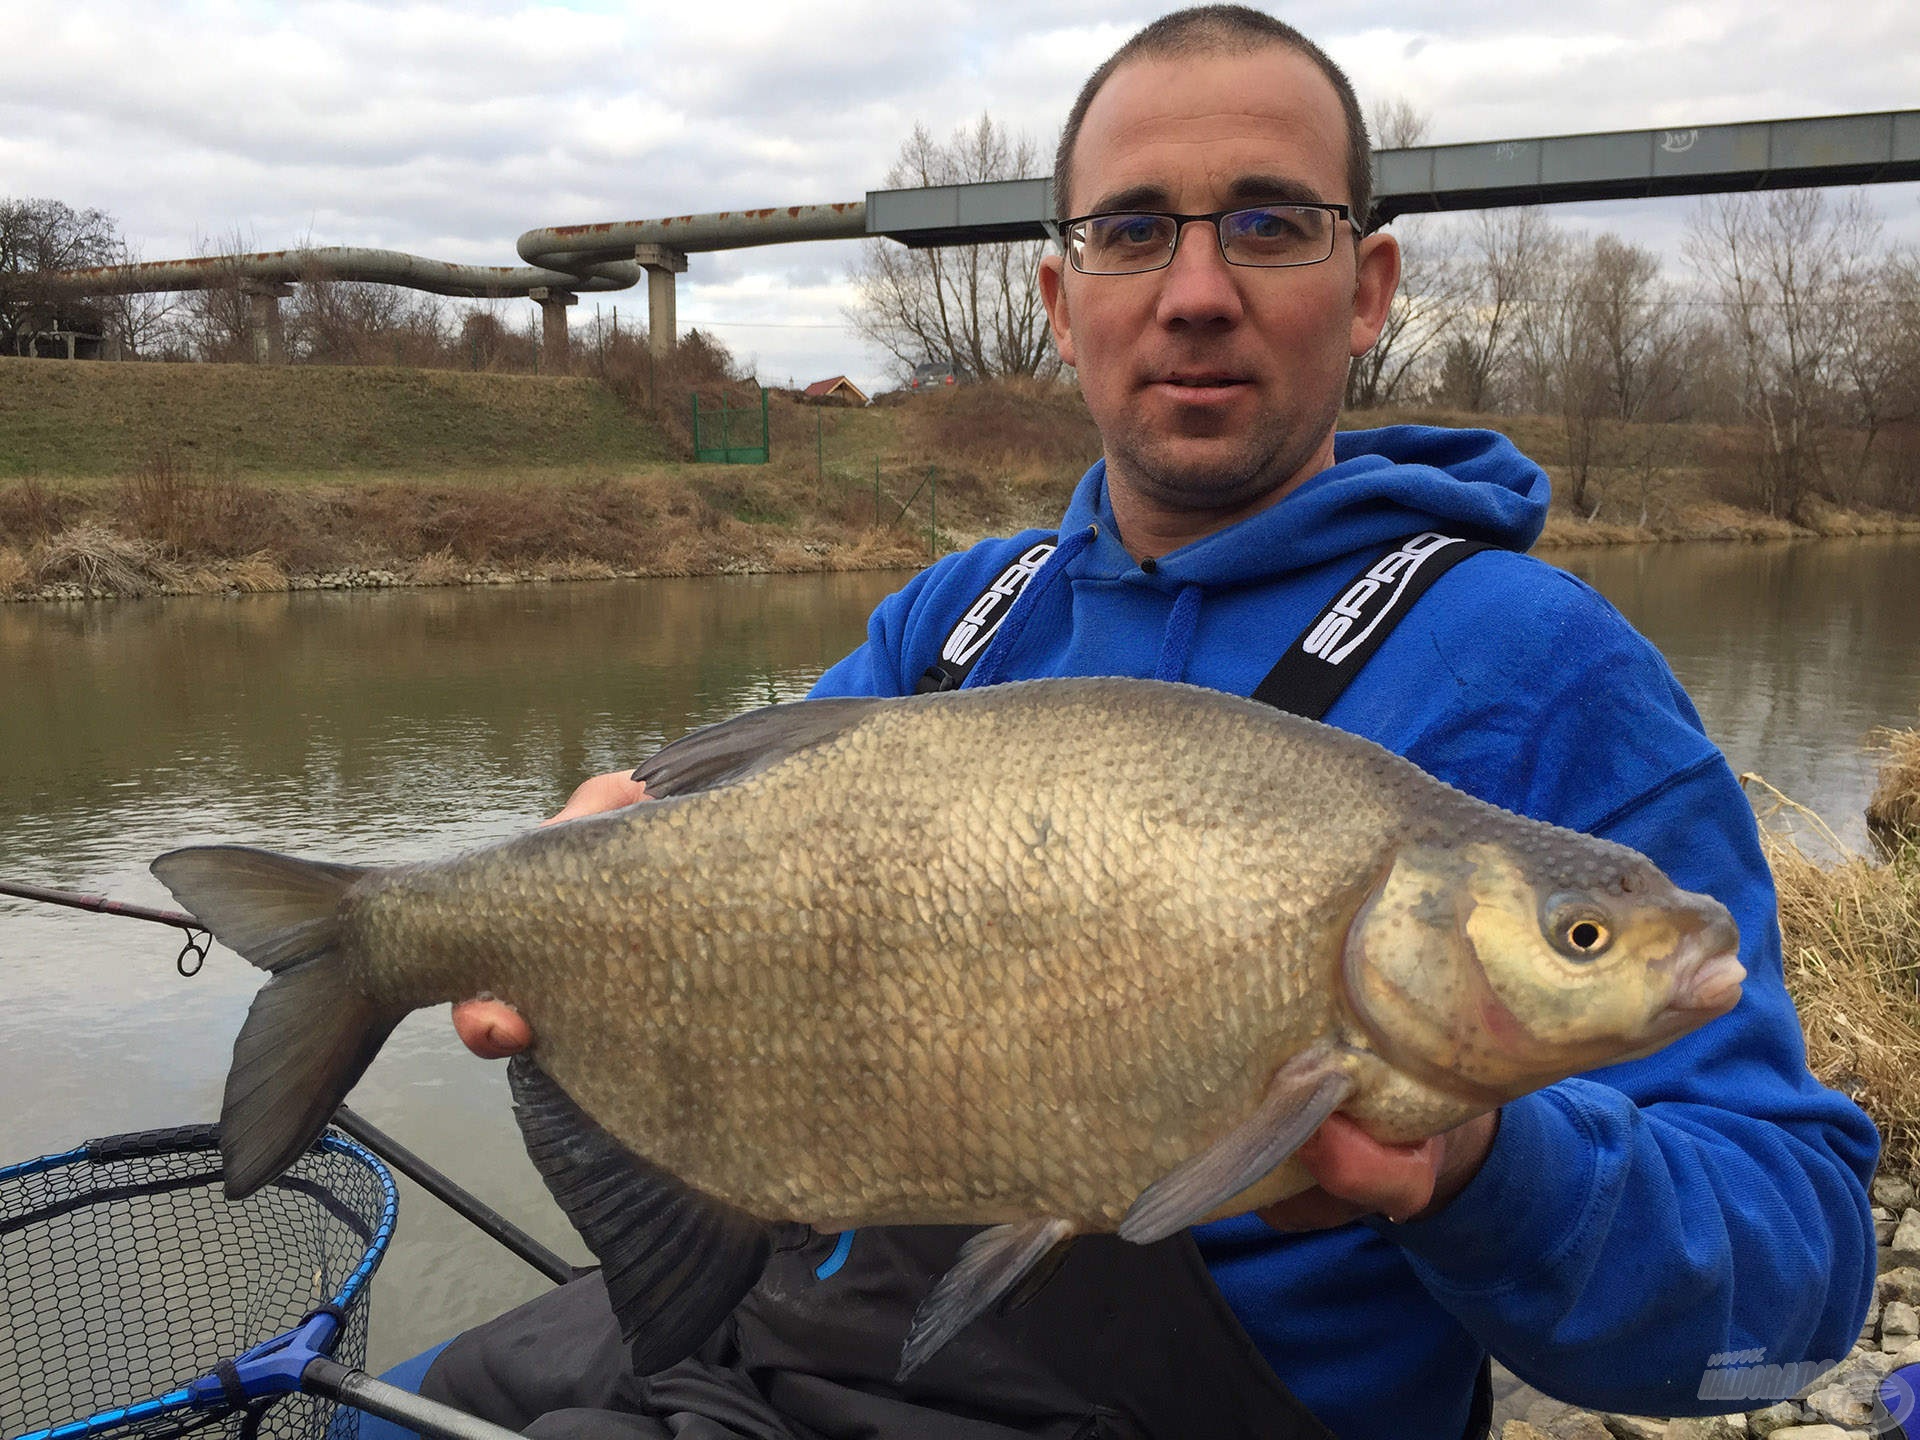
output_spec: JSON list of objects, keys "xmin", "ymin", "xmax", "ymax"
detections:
[
  {"xmin": 450, "ymin": 769, "xmax": 649, "ymax": 1059},
  {"xmin": 1259, "ymin": 1110, "xmax": 1500, "ymax": 1230},
  {"xmin": 544, "ymin": 769, "xmax": 650, "ymax": 826}
]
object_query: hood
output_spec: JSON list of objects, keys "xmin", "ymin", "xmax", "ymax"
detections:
[{"xmin": 1055, "ymin": 425, "xmax": 1550, "ymax": 589}]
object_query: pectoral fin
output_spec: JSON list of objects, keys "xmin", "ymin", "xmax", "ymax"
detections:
[
  {"xmin": 898, "ymin": 1217, "xmax": 1076, "ymax": 1380},
  {"xmin": 1118, "ymin": 1056, "xmax": 1356, "ymax": 1244},
  {"xmin": 508, "ymin": 1057, "xmax": 771, "ymax": 1377}
]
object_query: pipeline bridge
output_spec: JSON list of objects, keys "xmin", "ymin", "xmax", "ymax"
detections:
[{"xmin": 23, "ymin": 107, "xmax": 1920, "ymax": 364}]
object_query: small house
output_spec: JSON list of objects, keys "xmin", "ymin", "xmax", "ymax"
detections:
[{"xmin": 801, "ymin": 375, "xmax": 869, "ymax": 407}]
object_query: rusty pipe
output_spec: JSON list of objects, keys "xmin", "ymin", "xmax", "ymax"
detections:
[
  {"xmin": 516, "ymin": 201, "xmax": 867, "ymax": 271},
  {"xmin": 34, "ymin": 246, "xmax": 639, "ymax": 300}
]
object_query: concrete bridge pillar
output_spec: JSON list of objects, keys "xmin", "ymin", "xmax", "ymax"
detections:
[
  {"xmin": 633, "ymin": 244, "xmax": 687, "ymax": 358},
  {"xmin": 530, "ymin": 286, "xmax": 578, "ymax": 371},
  {"xmin": 241, "ymin": 281, "xmax": 293, "ymax": 364}
]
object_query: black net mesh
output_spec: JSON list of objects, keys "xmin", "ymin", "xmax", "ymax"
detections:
[{"xmin": 1, "ymin": 1125, "xmax": 388, "ymax": 1440}]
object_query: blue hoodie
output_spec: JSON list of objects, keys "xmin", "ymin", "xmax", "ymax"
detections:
[{"xmin": 811, "ymin": 426, "xmax": 1879, "ymax": 1440}]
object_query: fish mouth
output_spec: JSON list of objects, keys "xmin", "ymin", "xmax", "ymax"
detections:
[{"xmin": 1654, "ymin": 903, "xmax": 1745, "ymax": 1029}]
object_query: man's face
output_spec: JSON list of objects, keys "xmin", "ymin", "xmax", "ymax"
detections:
[{"xmin": 1040, "ymin": 47, "xmax": 1399, "ymax": 535}]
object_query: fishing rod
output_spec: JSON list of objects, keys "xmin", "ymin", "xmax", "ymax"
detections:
[
  {"xmin": 0, "ymin": 878, "xmax": 213, "ymax": 974},
  {"xmin": 2, "ymin": 876, "xmax": 576, "ymax": 1287}
]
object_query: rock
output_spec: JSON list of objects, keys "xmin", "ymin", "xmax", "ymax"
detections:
[
  {"xmin": 1757, "ymin": 1428, "xmax": 1850, "ymax": 1440},
  {"xmin": 1527, "ymin": 1397, "xmax": 1576, "ymax": 1429},
  {"xmin": 1742, "ymin": 1403, "xmax": 1802, "ymax": 1437},
  {"xmin": 1859, "ymin": 1304, "xmax": 1882, "ymax": 1346},
  {"xmin": 1502, "ymin": 1424, "xmax": 1555, "ymax": 1440},
  {"xmin": 1602, "ymin": 1417, "xmax": 1669, "ymax": 1440},
  {"xmin": 1883, "ymin": 1300, "xmax": 1920, "ymax": 1351},
  {"xmin": 1881, "ymin": 1212, "xmax": 1901, "ymax": 1247},
  {"xmin": 1893, "ymin": 1337, "xmax": 1920, "ymax": 1369},
  {"xmin": 1546, "ymin": 1413, "xmax": 1617, "ymax": 1440},
  {"xmin": 1665, "ymin": 1415, "xmax": 1747, "ymax": 1439},
  {"xmin": 1875, "ymin": 1174, "xmax": 1917, "ymax": 1214},
  {"xmin": 1892, "ymin": 1209, "xmax": 1920, "ymax": 1269},
  {"xmin": 1800, "ymin": 1348, "xmax": 1892, "ymax": 1428},
  {"xmin": 1880, "ymin": 1268, "xmax": 1920, "ymax": 1308}
]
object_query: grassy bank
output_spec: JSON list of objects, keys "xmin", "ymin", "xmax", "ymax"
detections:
[
  {"xmin": 0, "ymin": 357, "xmax": 674, "ymax": 480},
  {"xmin": 3, "ymin": 358, "xmax": 1917, "ymax": 600},
  {"xmin": 1761, "ymin": 728, "xmax": 1920, "ymax": 1174}
]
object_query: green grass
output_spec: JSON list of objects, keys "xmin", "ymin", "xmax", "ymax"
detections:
[{"xmin": 0, "ymin": 357, "xmax": 675, "ymax": 481}]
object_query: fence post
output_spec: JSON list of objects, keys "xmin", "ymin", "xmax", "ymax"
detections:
[{"xmin": 874, "ymin": 457, "xmax": 881, "ymax": 527}]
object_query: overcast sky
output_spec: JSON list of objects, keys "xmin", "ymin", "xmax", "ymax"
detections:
[{"xmin": 5, "ymin": 0, "xmax": 1917, "ymax": 393}]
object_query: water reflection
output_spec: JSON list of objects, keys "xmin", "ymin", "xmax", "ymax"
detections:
[{"xmin": 1554, "ymin": 537, "xmax": 1920, "ymax": 854}]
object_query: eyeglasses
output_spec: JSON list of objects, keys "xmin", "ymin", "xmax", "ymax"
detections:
[{"xmin": 1047, "ymin": 204, "xmax": 1361, "ymax": 275}]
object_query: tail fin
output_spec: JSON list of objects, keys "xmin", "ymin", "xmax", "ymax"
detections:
[{"xmin": 151, "ymin": 845, "xmax": 403, "ymax": 1199}]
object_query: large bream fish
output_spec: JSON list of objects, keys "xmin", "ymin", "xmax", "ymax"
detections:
[{"xmin": 152, "ymin": 677, "xmax": 1745, "ymax": 1377}]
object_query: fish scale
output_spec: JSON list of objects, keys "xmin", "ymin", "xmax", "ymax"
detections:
[{"xmin": 457, "ymin": 691, "xmax": 1353, "ymax": 1226}]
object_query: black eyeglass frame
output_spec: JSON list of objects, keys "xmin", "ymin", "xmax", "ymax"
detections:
[{"xmin": 1045, "ymin": 203, "xmax": 1364, "ymax": 275}]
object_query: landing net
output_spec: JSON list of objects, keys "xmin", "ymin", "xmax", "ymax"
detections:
[{"xmin": 1, "ymin": 1125, "xmax": 395, "ymax": 1440}]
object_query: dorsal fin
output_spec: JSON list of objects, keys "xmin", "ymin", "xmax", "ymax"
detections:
[{"xmin": 634, "ymin": 697, "xmax": 892, "ymax": 798}]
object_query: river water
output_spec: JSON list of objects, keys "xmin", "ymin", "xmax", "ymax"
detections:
[{"xmin": 2, "ymin": 537, "xmax": 1916, "ymax": 1378}]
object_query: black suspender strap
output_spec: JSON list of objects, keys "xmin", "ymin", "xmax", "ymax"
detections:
[
  {"xmin": 916, "ymin": 528, "xmax": 1490, "ymax": 716},
  {"xmin": 1252, "ymin": 531, "xmax": 1492, "ymax": 720},
  {"xmin": 914, "ymin": 537, "xmax": 1059, "ymax": 694}
]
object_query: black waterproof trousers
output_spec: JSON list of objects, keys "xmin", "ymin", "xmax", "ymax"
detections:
[{"xmin": 421, "ymin": 1224, "xmax": 1392, "ymax": 1439}]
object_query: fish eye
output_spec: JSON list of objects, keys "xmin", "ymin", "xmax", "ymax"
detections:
[
  {"xmin": 1566, "ymin": 919, "xmax": 1610, "ymax": 953},
  {"xmin": 1544, "ymin": 895, "xmax": 1613, "ymax": 961}
]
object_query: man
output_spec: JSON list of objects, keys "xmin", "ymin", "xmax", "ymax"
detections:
[{"xmin": 440, "ymin": 8, "xmax": 1878, "ymax": 1437}]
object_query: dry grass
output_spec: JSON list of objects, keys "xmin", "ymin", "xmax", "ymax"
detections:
[
  {"xmin": 1868, "ymin": 726, "xmax": 1920, "ymax": 854},
  {"xmin": 1750, "ymin": 757, "xmax": 1920, "ymax": 1174},
  {"xmin": 0, "ymin": 545, "xmax": 30, "ymax": 597},
  {"xmin": 32, "ymin": 523, "xmax": 182, "ymax": 597}
]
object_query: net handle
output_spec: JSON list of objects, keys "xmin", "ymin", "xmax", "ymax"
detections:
[{"xmin": 301, "ymin": 1362, "xmax": 526, "ymax": 1440}]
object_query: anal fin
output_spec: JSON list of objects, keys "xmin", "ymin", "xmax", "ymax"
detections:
[
  {"xmin": 1118, "ymin": 1053, "xmax": 1356, "ymax": 1244},
  {"xmin": 898, "ymin": 1217, "xmax": 1075, "ymax": 1380},
  {"xmin": 508, "ymin": 1057, "xmax": 770, "ymax": 1377}
]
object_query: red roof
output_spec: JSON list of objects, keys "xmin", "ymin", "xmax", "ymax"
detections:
[{"xmin": 802, "ymin": 375, "xmax": 867, "ymax": 401}]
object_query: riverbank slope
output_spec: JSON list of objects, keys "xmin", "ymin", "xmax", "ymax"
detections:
[{"xmin": 3, "ymin": 357, "xmax": 1916, "ymax": 600}]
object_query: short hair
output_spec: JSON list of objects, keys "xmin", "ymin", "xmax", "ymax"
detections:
[{"xmin": 1052, "ymin": 6, "xmax": 1373, "ymax": 228}]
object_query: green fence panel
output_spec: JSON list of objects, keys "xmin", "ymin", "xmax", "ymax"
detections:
[{"xmin": 692, "ymin": 387, "xmax": 770, "ymax": 464}]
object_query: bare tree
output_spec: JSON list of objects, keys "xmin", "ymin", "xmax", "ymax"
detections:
[
  {"xmin": 1347, "ymin": 216, "xmax": 1471, "ymax": 408},
  {"xmin": 0, "ymin": 197, "xmax": 120, "ymax": 351},
  {"xmin": 1684, "ymin": 190, "xmax": 1873, "ymax": 520},
  {"xmin": 94, "ymin": 241, "xmax": 181, "ymax": 359},
  {"xmin": 1583, "ymin": 235, "xmax": 1687, "ymax": 422},
  {"xmin": 171, "ymin": 230, "xmax": 261, "ymax": 363},
  {"xmin": 1446, "ymin": 207, "xmax": 1559, "ymax": 412},
  {"xmin": 1878, "ymin": 257, "xmax": 1920, "ymax": 511},
  {"xmin": 1505, "ymin": 231, "xmax": 1692, "ymax": 513},
  {"xmin": 1368, "ymin": 96, "xmax": 1432, "ymax": 149},
  {"xmin": 289, "ymin": 269, "xmax": 449, "ymax": 367},
  {"xmin": 1830, "ymin": 245, "xmax": 1920, "ymax": 491},
  {"xmin": 847, "ymin": 115, "xmax": 1060, "ymax": 382}
]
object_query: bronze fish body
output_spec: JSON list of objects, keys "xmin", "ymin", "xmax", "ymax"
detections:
[{"xmin": 151, "ymin": 677, "xmax": 1744, "ymax": 1377}]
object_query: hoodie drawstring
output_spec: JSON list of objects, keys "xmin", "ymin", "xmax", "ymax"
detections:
[
  {"xmin": 965, "ymin": 525, "xmax": 1097, "ymax": 690},
  {"xmin": 1154, "ymin": 583, "xmax": 1202, "ymax": 683}
]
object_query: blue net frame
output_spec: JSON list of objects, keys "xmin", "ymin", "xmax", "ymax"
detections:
[{"xmin": 1, "ymin": 1126, "xmax": 397, "ymax": 1440}]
